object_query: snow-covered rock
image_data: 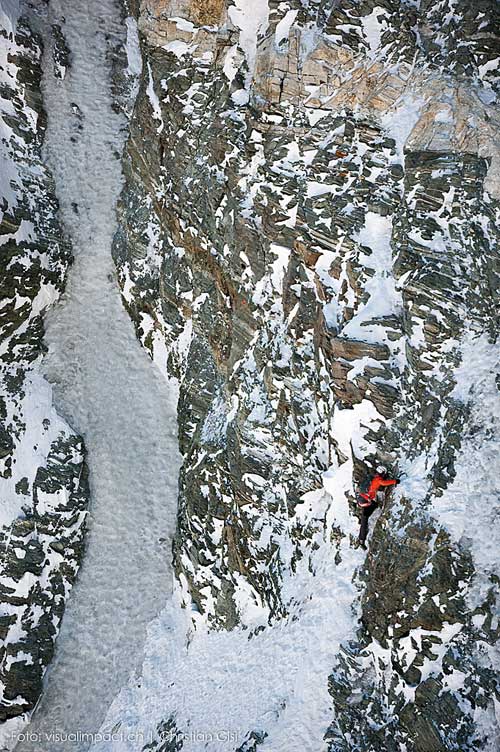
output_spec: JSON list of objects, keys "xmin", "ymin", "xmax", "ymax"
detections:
[
  {"xmin": 1, "ymin": 0, "xmax": 498, "ymax": 750},
  {"xmin": 0, "ymin": 3, "xmax": 88, "ymax": 739},
  {"xmin": 108, "ymin": 0, "xmax": 499, "ymax": 749}
]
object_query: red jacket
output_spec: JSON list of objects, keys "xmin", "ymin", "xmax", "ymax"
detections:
[{"xmin": 359, "ymin": 474, "xmax": 397, "ymax": 504}]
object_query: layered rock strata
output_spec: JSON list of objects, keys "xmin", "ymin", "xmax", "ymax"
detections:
[{"xmin": 115, "ymin": 1, "xmax": 499, "ymax": 749}]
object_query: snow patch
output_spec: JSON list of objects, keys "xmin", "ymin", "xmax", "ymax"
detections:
[
  {"xmin": 360, "ymin": 7, "xmax": 389, "ymax": 59},
  {"xmin": 381, "ymin": 93, "xmax": 424, "ymax": 166},
  {"xmin": 275, "ymin": 10, "xmax": 298, "ymax": 47},
  {"xmin": 0, "ymin": 0, "xmax": 19, "ymax": 37},
  {"xmin": 146, "ymin": 62, "xmax": 164, "ymax": 133},
  {"xmin": 432, "ymin": 332, "xmax": 500, "ymax": 611},
  {"xmin": 228, "ymin": 0, "xmax": 269, "ymax": 99}
]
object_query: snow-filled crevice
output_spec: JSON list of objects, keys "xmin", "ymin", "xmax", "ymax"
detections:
[{"xmin": 14, "ymin": 0, "xmax": 181, "ymax": 749}]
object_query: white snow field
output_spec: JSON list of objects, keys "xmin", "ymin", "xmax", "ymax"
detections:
[
  {"xmin": 14, "ymin": 0, "xmax": 181, "ymax": 749},
  {"xmin": 89, "ymin": 484, "xmax": 364, "ymax": 752}
]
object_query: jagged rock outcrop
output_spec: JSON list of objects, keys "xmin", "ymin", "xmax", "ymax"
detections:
[
  {"xmin": 0, "ymin": 6, "xmax": 88, "ymax": 735},
  {"xmin": 113, "ymin": 1, "xmax": 499, "ymax": 749}
]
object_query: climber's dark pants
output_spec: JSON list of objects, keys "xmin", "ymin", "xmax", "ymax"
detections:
[{"xmin": 359, "ymin": 503, "xmax": 378, "ymax": 543}]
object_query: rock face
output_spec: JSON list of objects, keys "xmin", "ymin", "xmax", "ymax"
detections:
[
  {"xmin": 113, "ymin": 0, "xmax": 499, "ymax": 749},
  {"xmin": 0, "ymin": 5, "xmax": 88, "ymax": 735}
]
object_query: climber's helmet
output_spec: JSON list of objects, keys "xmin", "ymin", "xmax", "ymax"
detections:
[{"xmin": 376, "ymin": 464, "xmax": 387, "ymax": 476}]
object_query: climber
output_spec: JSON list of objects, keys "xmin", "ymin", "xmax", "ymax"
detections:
[{"xmin": 356, "ymin": 465, "xmax": 399, "ymax": 550}]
